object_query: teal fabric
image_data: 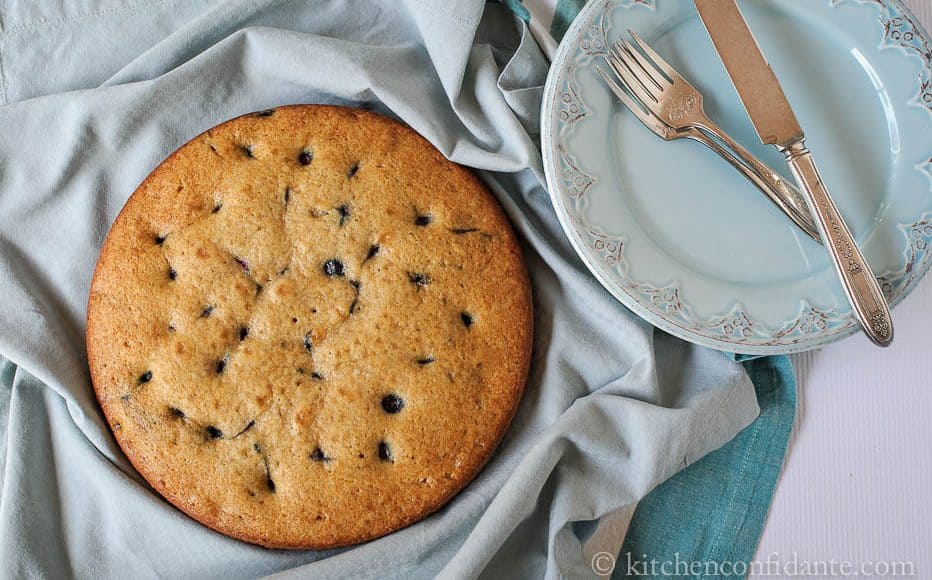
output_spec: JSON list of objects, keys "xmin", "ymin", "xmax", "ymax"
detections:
[
  {"xmin": 503, "ymin": 0, "xmax": 532, "ymax": 23},
  {"xmin": 617, "ymin": 357, "xmax": 797, "ymax": 579},
  {"xmin": 550, "ymin": 0, "xmax": 587, "ymax": 44}
]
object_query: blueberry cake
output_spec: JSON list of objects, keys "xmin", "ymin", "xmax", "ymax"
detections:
[{"xmin": 86, "ymin": 105, "xmax": 533, "ymax": 549}]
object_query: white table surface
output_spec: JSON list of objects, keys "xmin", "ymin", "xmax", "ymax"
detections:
[
  {"xmin": 755, "ymin": 2, "xmax": 932, "ymax": 573},
  {"xmin": 584, "ymin": 1, "xmax": 932, "ymax": 575}
]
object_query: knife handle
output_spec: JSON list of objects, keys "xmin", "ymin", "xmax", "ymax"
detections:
[{"xmin": 782, "ymin": 141, "xmax": 893, "ymax": 346}]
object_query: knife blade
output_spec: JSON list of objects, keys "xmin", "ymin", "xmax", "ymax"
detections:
[
  {"xmin": 693, "ymin": 0, "xmax": 803, "ymax": 148},
  {"xmin": 694, "ymin": 0, "xmax": 894, "ymax": 347}
]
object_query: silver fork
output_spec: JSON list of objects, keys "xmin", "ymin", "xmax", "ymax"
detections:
[{"xmin": 599, "ymin": 31, "xmax": 820, "ymax": 243}]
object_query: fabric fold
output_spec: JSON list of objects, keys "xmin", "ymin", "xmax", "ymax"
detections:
[{"xmin": 0, "ymin": 1, "xmax": 760, "ymax": 577}]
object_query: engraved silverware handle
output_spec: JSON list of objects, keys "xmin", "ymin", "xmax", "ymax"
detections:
[
  {"xmin": 781, "ymin": 141, "xmax": 893, "ymax": 346},
  {"xmin": 696, "ymin": 119, "xmax": 820, "ymax": 243}
]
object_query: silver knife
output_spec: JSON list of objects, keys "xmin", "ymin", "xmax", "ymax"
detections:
[{"xmin": 694, "ymin": 0, "xmax": 893, "ymax": 347}]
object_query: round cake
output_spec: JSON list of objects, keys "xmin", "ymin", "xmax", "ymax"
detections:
[{"xmin": 86, "ymin": 105, "xmax": 533, "ymax": 549}]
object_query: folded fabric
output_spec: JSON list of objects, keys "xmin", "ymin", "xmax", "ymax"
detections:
[
  {"xmin": 0, "ymin": 1, "xmax": 760, "ymax": 577},
  {"xmin": 503, "ymin": 0, "xmax": 798, "ymax": 575},
  {"xmin": 616, "ymin": 357, "xmax": 796, "ymax": 579}
]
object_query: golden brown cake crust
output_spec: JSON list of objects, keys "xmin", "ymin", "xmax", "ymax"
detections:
[{"xmin": 86, "ymin": 105, "xmax": 532, "ymax": 549}]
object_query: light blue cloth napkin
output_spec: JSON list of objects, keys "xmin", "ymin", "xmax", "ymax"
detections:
[
  {"xmin": 0, "ymin": 0, "xmax": 769, "ymax": 577},
  {"xmin": 501, "ymin": 1, "xmax": 799, "ymax": 576}
]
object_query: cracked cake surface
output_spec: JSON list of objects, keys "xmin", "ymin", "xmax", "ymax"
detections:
[{"xmin": 86, "ymin": 105, "xmax": 533, "ymax": 549}]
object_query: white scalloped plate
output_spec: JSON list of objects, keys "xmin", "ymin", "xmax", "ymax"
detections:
[{"xmin": 542, "ymin": 0, "xmax": 932, "ymax": 354}]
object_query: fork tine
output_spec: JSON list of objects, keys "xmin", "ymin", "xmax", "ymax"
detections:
[
  {"xmin": 628, "ymin": 30, "xmax": 679, "ymax": 82},
  {"xmin": 597, "ymin": 66, "xmax": 648, "ymax": 119},
  {"xmin": 620, "ymin": 39, "xmax": 669, "ymax": 91},
  {"xmin": 615, "ymin": 44, "xmax": 664, "ymax": 100},
  {"xmin": 596, "ymin": 66, "xmax": 641, "ymax": 113},
  {"xmin": 597, "ymin": 65, "xmax": 671, "ymax": 138},
  {"xmin": 605, "ymin": 46, "xmax": 659, "ymax": 105}
]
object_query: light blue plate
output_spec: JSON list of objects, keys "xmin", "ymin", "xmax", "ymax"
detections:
[{"xmin": 541, "ymin": 0, "xmax": 932, "ymax": 354}]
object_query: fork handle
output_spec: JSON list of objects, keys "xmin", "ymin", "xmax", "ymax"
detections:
[
  {"xmin": 693, "ymin": 119, "xmax": 820, "ymax": 243},
  {"xmin": 781, "ymin": 141, "xmax": 893, "ymax": 347},
  {"xmin": 683, "ymin": 127, "xmax": 819, "ymax": 243}
]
